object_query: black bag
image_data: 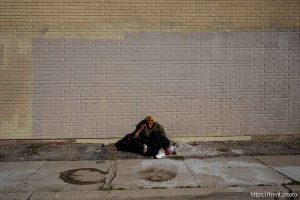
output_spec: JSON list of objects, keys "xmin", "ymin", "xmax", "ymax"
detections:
[{"xmin": 115, "ymin": 133, "xmax": 134, "ymax": 152}]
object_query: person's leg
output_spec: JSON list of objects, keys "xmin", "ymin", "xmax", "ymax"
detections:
[
  {"xmin": 144, "ymin": 145, "xmax": 159, "ymax": 156},
  {"xmin": 151, "ymin": 131, "xmax": 170, "ymax": 150},
  {"xmin": 160, "ymin": 135, "xmax": 170, "ymax": 149}
]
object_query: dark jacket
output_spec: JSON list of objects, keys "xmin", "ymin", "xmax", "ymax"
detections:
[
  {"xmin": 136, "ymin": 120, "xmax": 166, "ymax": 138},
  {"xmin": 115, "ymin": 121, "xmax": 168, "ymax": 155}
]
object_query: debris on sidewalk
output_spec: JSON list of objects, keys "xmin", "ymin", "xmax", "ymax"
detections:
[{"xmin": 0, "ymin": 140, "xmax": 299, "ymax": 162}]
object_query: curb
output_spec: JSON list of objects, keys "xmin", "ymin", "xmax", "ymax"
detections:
[{"xmin": 1, "ymin": 186, "xmax": 293, "ymax": 200}]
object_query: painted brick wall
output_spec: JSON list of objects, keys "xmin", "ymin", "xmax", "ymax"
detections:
[{"xmin": 0, "ymin": 0, "xmax": 300, "ymax": 139}]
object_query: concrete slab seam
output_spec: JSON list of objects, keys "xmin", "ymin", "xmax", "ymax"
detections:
[
  {"xmin": 104, "ymin": 161, "xmax": 117, "ymax": 190},
  {"xmin": 183, "ymin": 160, "xmax": 200, "ymax": 188},
  {"xmin": 0, "ymin": 192, "xmax": 33, "ymax": 200},
  {"xmin": 27, "ymin": 193, "xmax": 33, "ymax": 200},
  {"xmin": 252, "ymin": 156, "xmax": 292, "ymax": 182},
  {"xmin": 13, "ymin": 161, "xmax": 48, "ymax": 193},
  {"xmin": 282, "ymin": 185, "xmax": 294, "ymax": 195}
]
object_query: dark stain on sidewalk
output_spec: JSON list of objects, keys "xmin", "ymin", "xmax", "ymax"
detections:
[
  {"xmin": 140, "ymin": 168, "xmax": 177, "ymax": 182},
  {"xmin": 59, "ymin": 168, "xmax": 108, "ymax": 185}
]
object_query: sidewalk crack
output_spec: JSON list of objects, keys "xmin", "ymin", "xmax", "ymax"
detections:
[
  {"xmin": 27, "ymin": 193, "xmax": 33, "ymax": 200},
  {"xmin": 15, "ymin": 161, "xmax": 48, "ymax": 190},
  {"xmin": 251, "ymin": 156, "xmax": 292, "ymax": 182},
  {"xmin": 183, "ymin": 160, "xmax": 200, "ymax": 188},
  {"xmin": 103, "ymin": 160, "xmax": 117, "ymax": 190}
]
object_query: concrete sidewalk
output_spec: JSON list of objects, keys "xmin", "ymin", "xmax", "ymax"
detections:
[{"xmin": 0, "ymin": 155, "xmax": 299, "ymax": 200}]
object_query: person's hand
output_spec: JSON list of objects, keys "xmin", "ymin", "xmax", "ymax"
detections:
[
  {"xmin": 138, "ymin": 126, "xmax": 144, "ymax": 132},
  {"xmin": 133, "ymin": 130, "xmax": 140, "ymax": 138},
  {"xmin": 141, "ymin": 124, "xmax": 147, "ymax": 130}
]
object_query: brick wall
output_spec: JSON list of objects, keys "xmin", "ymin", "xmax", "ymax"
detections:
[{"xmin": 0, "ymin": 0, "xmax": 299, "ymax": 139}]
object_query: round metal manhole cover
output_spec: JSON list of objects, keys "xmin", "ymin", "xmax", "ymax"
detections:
[{"xmin": 139, "ymin": 168, "xmax": 177, "ymax": 182}]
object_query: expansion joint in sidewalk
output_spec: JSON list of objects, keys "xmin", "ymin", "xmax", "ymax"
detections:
[
  {"xmin": 183, "ymin": 160, "xmax": 200, "ymax": 188},
  {"xmin": 103, "ymin": 160, "xmax": 117, "ymax": 190},
  {"xmin": 15, "ymin": 161, "xmax": 48, "ymax": 190},
  {"xmin": 251, "ymin": 156, "xmax": 292, "ymax": 181},
  {"xmin": 27, "ymin": 193, "xmax": 33, "ymax": 200}
]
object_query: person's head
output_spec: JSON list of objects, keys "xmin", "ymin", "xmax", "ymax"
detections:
[{"xmin": 145, "ymin": 115, "xmax": 155, "ymax": 129}]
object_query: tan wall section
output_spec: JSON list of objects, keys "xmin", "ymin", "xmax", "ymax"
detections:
[
  {"xmin": 1, "ymin": 0, "xmax": 299, "ymax": 35},
  {"xmin": 0, "ymin": 37, "xmax": 32, "ymax": 139},
  {"xmin": 0, "ymin": 0, "xmax": 299, "ymax": 139}
]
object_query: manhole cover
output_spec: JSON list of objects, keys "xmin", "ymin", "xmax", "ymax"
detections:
[{"xmin": 140, "ymin": 168, "xmax": 177, "ymax": 182}]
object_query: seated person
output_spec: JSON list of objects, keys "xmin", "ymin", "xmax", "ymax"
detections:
[{"xmin": 115, "ymin": 115, "xmax": 176, "ymax": 159}]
